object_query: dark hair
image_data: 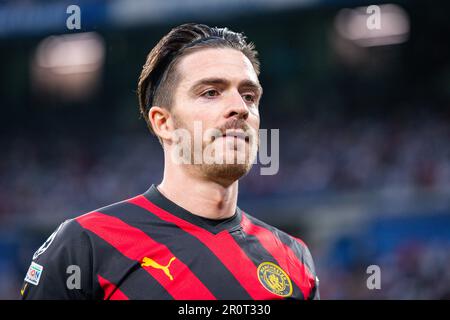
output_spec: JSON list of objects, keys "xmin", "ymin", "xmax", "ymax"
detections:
[{"xmin": 137, "ymin": 23, "xmax": 260, "ymax": 135}]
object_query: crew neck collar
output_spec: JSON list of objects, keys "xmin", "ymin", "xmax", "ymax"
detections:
[{"xmin": 142, "ymin": 184, "xmax": 243, "ymax": 235}]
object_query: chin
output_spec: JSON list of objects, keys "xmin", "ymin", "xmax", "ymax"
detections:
[{"xmin": 202, "ymin": 163, "xmax": 253, "ymax": 185}]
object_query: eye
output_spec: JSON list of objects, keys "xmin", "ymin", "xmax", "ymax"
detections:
[
  {"xmin": 242, "ymin": 93, "xmax": 255, "ymax": 103},
  {"xmin": 202, "ymin": 89, "xmax": 220, "ymax": 98}
]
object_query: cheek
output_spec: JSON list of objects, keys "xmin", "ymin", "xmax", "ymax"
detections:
[
  {"xmin": 191, "ymin": 105, "xmax": 222, "ymax": 126},
  {"xmin": 249, "ymin": 110, "xmax": 260, "ymax": 129},
  {"xmin": 172, "ymin": 100, "xmax": 201, "ymax": 127}
]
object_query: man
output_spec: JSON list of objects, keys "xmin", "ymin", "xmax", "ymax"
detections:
[{"xmin": 21, "ymin": 23, "xmax": 319, "ymax": 300}]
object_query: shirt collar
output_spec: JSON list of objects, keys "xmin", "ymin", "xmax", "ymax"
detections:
[{"xmin": 142, "ymin": 184, "xmax": 242, "ymax": 235}]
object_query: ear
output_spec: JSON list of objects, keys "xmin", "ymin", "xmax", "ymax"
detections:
[{"xmin": 148, "ymin": 106, "xmax": 174, "ymax": 142}]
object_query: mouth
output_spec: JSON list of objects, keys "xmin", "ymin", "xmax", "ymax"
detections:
[{"xmin": 222, "ymin": 130, "xmax": 250, "ymax": 142}]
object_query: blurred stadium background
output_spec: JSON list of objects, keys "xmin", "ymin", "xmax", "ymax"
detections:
[{"xmin": 1, "ymin": 0, "xmax": 450, "ymax": 299}]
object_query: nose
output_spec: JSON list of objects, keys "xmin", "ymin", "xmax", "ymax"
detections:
[{"xmin": 223, "ymin": 90, "xmax": 249, "ymax": 120}]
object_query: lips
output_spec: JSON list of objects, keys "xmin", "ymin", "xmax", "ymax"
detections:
[{"xmin": 222, "ymin": 130, "xmax": 250, "ymax": 142}]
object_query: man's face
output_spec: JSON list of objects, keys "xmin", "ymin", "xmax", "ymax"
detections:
[{"xmin": 169, "ymin": 48, "xmax": 262, "ymax": 185}]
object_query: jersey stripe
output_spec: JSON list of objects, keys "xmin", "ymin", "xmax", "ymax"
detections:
[
  {"xmin": 128, "ymin": 195, "xmax": 283, "ymax": 300},
  {"xmin": 86, "ymin": 230, "xmax": 173, "ymax": 300},
  {"xmin": 97, "ymin": 201, "xmax": 253, "ymax": 299},
  {"xmin": 240, "ymin": 213, "xmax": 315, "ymax": 299},
  {"xmin": 76, "ymin": 212, "xmax": 216, "ymax": 300},
  {"xmin": 97, "ymin": 274, "xmax": 129, "ymax": 300},
  {"xmin": 291, "ymin": 236, "xmax": 316, "ymax": 273}
]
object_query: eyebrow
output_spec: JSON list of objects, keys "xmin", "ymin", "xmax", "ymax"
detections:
[{"xmin": 189, "ymin": 77, "xmax": 263, "ymax": 96}]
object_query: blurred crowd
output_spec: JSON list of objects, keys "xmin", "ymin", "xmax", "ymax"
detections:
[
  {"xmin": 319, "ymin": 239, "xmax": 450, "ymax": 299},
  {"xmin": 244, "ymin": 114, "xmax": 450, "ymax": 196}
]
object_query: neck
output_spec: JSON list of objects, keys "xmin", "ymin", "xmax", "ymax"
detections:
[{"xmin": 158, "ymin": 159, "xmax": 239, "ymax": 220}]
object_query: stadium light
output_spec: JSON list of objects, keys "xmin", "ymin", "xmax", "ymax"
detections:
[
  {"xmin": 31, "ymin": 32, "xmax": 105, "ymax": 101},
  {"xmin": 334, "ymin": 4, "xmax": 410, "ymax": 47}
]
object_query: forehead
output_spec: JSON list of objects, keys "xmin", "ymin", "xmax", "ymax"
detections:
[{"xmin": 175, "ymin": 48, "xmax": 259, "ymax": 87}]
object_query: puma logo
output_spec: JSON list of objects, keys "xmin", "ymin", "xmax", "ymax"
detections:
[{"xmin": 141, "ymin": 256, "xmax": 176, "ymax": 281}]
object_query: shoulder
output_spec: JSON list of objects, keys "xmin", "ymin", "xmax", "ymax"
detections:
[
  {"xmin": 33, "ymin": 198, "xmax": 132, "ymax": 262},
  {"xmin": 32, "ymin": 219, "xmax": 89, "ymax": 261},
  {"xmin": 241, "ymin": 211, "xmax": 316, "ymax": 272},
  {"xmin": 75, "ymin": 193, "xmax": 149, "ymax": 224},
  {"xmin": 23, "ymin": 218, "xmax": 96, "ymax": 299},
  {"xmin": 241, "ymin": 212, "xmax": 309, "ymax": 249},
  {"xmin": 22, "ymin": 198, "xmax": 141, "ymax": 300}
]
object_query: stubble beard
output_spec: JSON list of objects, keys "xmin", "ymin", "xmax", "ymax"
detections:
[{"xmin": 172, "ymin": 114, "xmax": 258, "ymax": 186}]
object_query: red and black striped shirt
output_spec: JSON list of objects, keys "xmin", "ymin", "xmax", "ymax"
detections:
[{"xmin": 21, "ymin": 185, "xmax": 319, "ymax": 300}]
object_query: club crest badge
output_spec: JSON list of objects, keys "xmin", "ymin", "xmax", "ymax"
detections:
[{"xmin": 257, "ymin": 262, "xmax": 293, "ymax": 297}]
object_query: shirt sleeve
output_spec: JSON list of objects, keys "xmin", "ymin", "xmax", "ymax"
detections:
[
  {"xmin": 309, "ymin": 275, "xmax": 320, "ymax": 300},
  {"xmin": 20, "ymin": 219, "xmax": 94, "ymax": 300},
  {"xmin": 291, "ymin": 236, "xmax": 320, "ymax": 300},
  {"xmin": 303, "ymin": 245, "xmax": 320, "ymax": 300}
]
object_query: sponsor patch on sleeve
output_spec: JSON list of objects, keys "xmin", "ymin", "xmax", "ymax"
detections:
[{"xmin": 24, "ymin": 261, "xmax": 44, "ymax": 286}]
